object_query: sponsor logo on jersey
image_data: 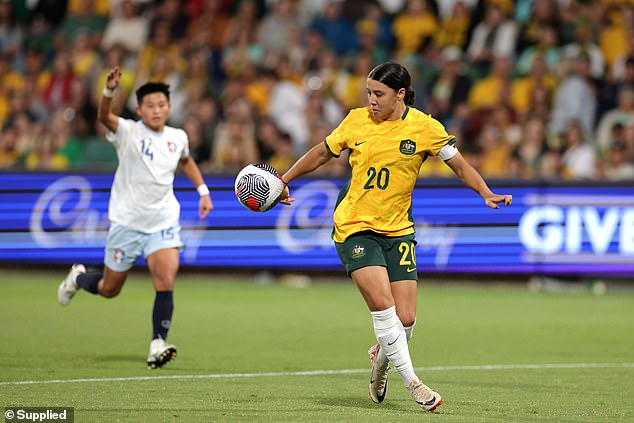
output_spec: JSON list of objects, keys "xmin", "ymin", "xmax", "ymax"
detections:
[
  {"xmin": 399, "ymin": 139, "xmax": 416, "ymax": 155},
  {"xmin": 167, "ymin": 142, "xmax": 177, "ymax": 154}
]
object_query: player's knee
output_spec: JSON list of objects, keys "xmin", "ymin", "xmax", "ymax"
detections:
[
  {"xmin": 371, "ymin": 295, "xmax": 395, "ymax": 311},
  {"xmin": 100, "ymin": 286, "xmax": 122, "ymax": 298},
  {"xmin": 397, "ymin": 310, "xmax": 416, "ymax": 327}
]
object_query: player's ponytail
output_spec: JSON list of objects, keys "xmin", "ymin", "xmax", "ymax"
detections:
[
  {"xmin": 368, "ymin": 62, "xmax": 414, "ymax": 105},
  {"xmin": 404, "ymin": 87, "xmax": 416, "ymax": 106}
]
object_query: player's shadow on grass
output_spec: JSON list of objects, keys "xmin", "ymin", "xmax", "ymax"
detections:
[
  {"xmin": 92, "ymin": 354, "xmax": 142, "ymax": 364},
  {"xmin": 316, "ymin": 396, "xmax": 410, "ymax": 412}
]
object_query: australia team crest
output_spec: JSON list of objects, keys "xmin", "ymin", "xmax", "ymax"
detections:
[
  {"xmin": 351, "ymin": 245, "xmax": 366, "ymax": 259},
  {"xmin": 399, "ymin": 139, "xmax": 416, "ymax": 155}
]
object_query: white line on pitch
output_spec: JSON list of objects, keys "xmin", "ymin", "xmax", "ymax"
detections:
[{"xmin": 1, "ymin": 362, "xmax": 632, "ymax": 386}]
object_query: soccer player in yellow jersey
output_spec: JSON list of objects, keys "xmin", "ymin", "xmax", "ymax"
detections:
[{"xmin": 278, "ymin": 62, "xmax": 512, "ymax": 412}]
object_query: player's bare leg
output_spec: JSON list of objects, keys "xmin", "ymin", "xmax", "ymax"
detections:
[{"xmin": 353, "ymin": 266, "xmax": 441, "ymax": 411}]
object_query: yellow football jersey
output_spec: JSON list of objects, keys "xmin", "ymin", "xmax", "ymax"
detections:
[{"xmin": 325, "ymin": 106, "xmax": 455, "ymax": 242}]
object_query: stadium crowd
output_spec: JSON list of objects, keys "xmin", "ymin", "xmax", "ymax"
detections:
[{"xmin": 0, "ymin": 0, "xmax": 633, "ymax": 180}]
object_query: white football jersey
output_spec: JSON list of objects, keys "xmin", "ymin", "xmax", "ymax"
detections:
[{"xmin": 106, "ymin": 117, "xmax": 190, "ymax": 233}]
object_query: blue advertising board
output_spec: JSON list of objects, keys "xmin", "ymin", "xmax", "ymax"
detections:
[{"xmin": 1, "ymin": 173, "xmax": 633, "ymax": 277}]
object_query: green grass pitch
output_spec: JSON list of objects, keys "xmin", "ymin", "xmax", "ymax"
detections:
[{"xmin": 1, "ymin": 270, "xmax": 633, "ymax": 422}]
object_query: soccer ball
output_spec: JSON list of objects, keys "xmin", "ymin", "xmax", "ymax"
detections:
[{"xmin": 234, "ymin": 163, "xmax": 285, "ymax": 212}]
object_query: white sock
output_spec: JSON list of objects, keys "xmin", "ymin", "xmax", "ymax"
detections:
[
  {"xmin": 405, "ymin": 318, "xmax": 416, "ymax": 341},
  {"xmin": 376, "ymin": 318, "xmax": 416, "ymax": 367},
  {"xmin": 371, "ymin": 306, "xmax": 417, "ymax": 386}
]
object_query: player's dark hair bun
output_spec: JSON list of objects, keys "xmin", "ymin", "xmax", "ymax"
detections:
[{"xmin": 368, "ymin": 62, "xmax": 414, "ymax": 105}]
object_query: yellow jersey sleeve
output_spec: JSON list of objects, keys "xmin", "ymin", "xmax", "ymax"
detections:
[
  {"xmin": 325, "ymin": 110, "xmax": 361, "ymax": 157},
  {"xmin": 424, "ymin": 117, "xmax": 456, "ymax": 157}
]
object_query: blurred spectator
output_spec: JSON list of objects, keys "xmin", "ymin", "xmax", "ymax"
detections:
[
  {"xmin": 221, "ymin": 26, "xmax": 264, "ymax": 79},
  {"xmin": 258, "ymin": 0, "xmax": 299, "ymax": 55},
  {"xmin": 30, "ymin": 0, "xmax": 69, "ymax": 29},
  {"xmin": 376, "ymin": 0, "xmax": 407, "ymax": 15},
  {"xmin": 184, "ymin": 0, "xmax": 230, "ymax": 86},
  {"xmin": 0, "ymin": 52, "xmax": 25, "ymax": 127},
  {"xmin": 100, "ymin": 0, "xmax": 149, "ymax": 54},
  {"xmin": 356, "ymin": 17, "xmax": 390, "ymax": 65},
  {"xmin": 560, "ymin": 16, "xmax": 604, "ymax": 80},
  {"xmin": 426, "ymin": 46, "xmax": 471, "ymax": 125},
  {"xmin": 599, "ymin": 4, "xmax": 632, "ymax": 75},
  {"xmin": 210, "ymin": 112, "xmax": 258, "ymax": 174},
  {"xmin": 360, "ymin": 2, "xmax": 394, "ymax": 51},
  {"xmin": 560, "ymin": 120, "xmax": 597, "ymax": 180},
  {"xmin": 340, "ymin": 50, "xmax": 374, "ymax": 110},
  {"xmin": 268, "ymin": 131, "xmax": 295, "ymax": 173},
  {"xmin": 522, "ymin": 85, "xmax": 551, "ymax": 124},
  {"xmin": 536, "ymin": 144, "xmax": 563, "ymax": 180},
  {"xmin": 224, "ymin": 0, "xmax": 259, "ymax": 49},
  {"xmin": 476, "ymin": 121, "xmax": 512, "ymax": 178},
  {"xmin": 0, "ymin": 1, "xmax": 23, "ymax": 61},
  {"xmin": 136, "ymin": 19, "xmax": 184, "ymax": 82},
  {"xmin": 149, "ymin": 0, "xmax": 188, "ymax": 42},
  {"xmin": 434, "ymin": 0, "xmax": 471, "ymax": 50},
  {"xmin": 510, "ymin": 54, "xmax": 556, "ymax": 118},
  {"xmin": 0, "ymin": 124, "xmax": 20, "ymax": 169},
  {"xmin": 609, "ymin": 32, "xmax": 634, "ymax": 83},
  {"xmin": 392, "ymin": 0, "xmax": 438, "ymax": 58},
  {"xmin": 515, "ymin": 23, "xmax": 560, "ymax": 76},
  {"xmin": 268, "ymin": 67, "xmax": 308, "ymax": 154},
  {"xmin": 310, "ymin": 0, "xmax": 358, "ymax": 57},
  {"xmin": 595, "ymin": 88, "xmax": 634, "ymax": 155},
  {"xmin": 185, "ymin": 0, "xmax": 229, "ymax": 51},
  {"xmin": 187, "ymin": 94, "xmax": 220, "ymax": 152},
  {"xmin": 468, "ymin": 55, "xmax": 511, "ymax": 112},
  {"xmin": 510, "ymin": 116, "xmax": 548, "ymax": 179},
  {"xmin": 598, "ymin": 140, "xmax": 634, "ymax": 181},
  {"xmin": 255, "ymin": 116, "xmax": 282, "ymax": 163},
  {"xmin": 304, "ymin": 87, "xmax": 343, "ymax": 134},
  {"xmin": 436, "ymin": 0, "xmax": 477, "ymax": 20},
  {"xmin": 68, "ymin": 0, "xmax": 109, "ymax": 16},
  {"xmin": 466, "ymin": 1, "xmax": 517, "ymax": 76},
  {"xmin": 305, "ymin": 48, "xmax": 347, "ymax": 103},
  {"xmin": 41, "ymin": 51, "xmax": 75, "ymax": 114},
  {"xmin": 302, "ymin": 28, "xmax": 326, "ymax": 72},
  {"xmin": 183, "ymin": 114, "xmax": 210, "ymax": 166},
  {"xmin": 515, "ymin": 0, "xmax": 560, "ymax": 54},
  {"xmin": 69, "ymin": 30, "xmax": 99, "ymax": 79},
  {"xmin": 57, "ymin": 0, "xmax": 107, "ymax": 49},
  {"xmin": 24, "ymin": 111, "xmax": 70, "ymax": 171},
  {"xmin": 549, "ymin": 54, "xmax": 597, "ymax": 137}
]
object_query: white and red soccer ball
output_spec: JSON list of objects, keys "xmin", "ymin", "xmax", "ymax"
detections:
[{"xmin": 234, "ymin": 163, "xmax": 285, "ymax": 212}]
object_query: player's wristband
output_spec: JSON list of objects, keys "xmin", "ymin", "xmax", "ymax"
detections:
[
  {"xmin": 102, "ymin": 87, "xmax": 115, "ymax": 98},
  {"xmin": 280, "ymin": 177, "xmax": 289, "ymax": 186},
  {"xmin": 197, "ymin": 184, "xmax": 210, "ymax": 196}
]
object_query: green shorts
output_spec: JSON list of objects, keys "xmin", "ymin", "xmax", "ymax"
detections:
[{"xmin": 334, "ymin": 231, "xmax": 418, "ymax": 282}]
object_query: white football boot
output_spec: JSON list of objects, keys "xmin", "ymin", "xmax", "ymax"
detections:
[
  {"xmin": 57, "ymin": 264, "xmax": 86, "ymax": 306},
  {"xmin": 368, "ymin": 343, "xmax": 389, "ymax": 403},
  {"xmin": 408, "ymin": 376, "xmax": 442, "ymax": 412},
  {"xmin": 147, "ymin": 337, "xmax": 177, "ymax": 369}
]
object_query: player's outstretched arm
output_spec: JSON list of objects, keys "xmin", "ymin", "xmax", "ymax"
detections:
[
  {"xmin": 180, "ymin": 156, "xmax": 213, "ymax": 219},
  {"xmin": 279, "ymin": 142, "xmax": 332, "ymax": 205},
  {"xmin": 97, "ymin": 66, "xmax": 122, "ymax": 134},
  {"xmin": 445, "ymin": 151, "xmax": 512, "ymax": 209}
]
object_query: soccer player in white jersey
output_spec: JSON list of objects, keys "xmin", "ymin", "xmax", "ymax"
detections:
[{"xmin": 57, "ymin": 67, "xmax": 213, "ymax": 369}]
